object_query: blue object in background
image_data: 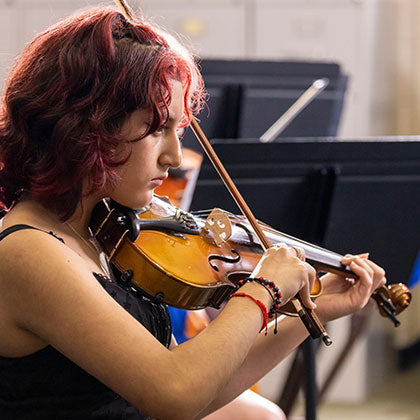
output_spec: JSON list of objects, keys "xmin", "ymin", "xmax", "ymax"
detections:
[
  {"xmin": 168, "ymin": 307, "xmax": 189, "ymax": 344},
  {"xmin": 408, "ymin": 250, "xmax": 420, "ymax": 289}
]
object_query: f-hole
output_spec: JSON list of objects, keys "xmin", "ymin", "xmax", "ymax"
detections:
[{"xmin": 208, "ymin": 249, "xmax": 241, "ymax": 272}]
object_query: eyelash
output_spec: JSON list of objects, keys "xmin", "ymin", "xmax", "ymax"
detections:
[{"xmin": 148, "ymin": 124, "xmax": 184, "ymax": 141}]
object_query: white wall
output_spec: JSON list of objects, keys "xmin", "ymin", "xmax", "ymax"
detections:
[
  {"xmin": 0, "ymin": 0, "xmax": 396, "ymax": 139},
  {"xmin": 3, "ymin": 0, "xmax": 419, "ymax": 139}
]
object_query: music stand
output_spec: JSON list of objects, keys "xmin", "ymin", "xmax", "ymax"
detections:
[{"xmin": 190, "ymin": 137, "xmax": 420, "ymax": 419}]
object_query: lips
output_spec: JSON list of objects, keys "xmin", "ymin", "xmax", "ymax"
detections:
[
  {"xmin": 150, "ymin": 174, "xmax": 167, "ymax": 188},
  {"xmin": 152, "ymin": 174, "xmax": 167, "ymax": 182}
]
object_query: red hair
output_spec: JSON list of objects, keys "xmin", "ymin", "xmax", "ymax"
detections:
[{"xmin": 0, "ymin": 7, "xmax": 205, "ymax": 219}]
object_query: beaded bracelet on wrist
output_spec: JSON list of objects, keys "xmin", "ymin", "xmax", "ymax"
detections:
[{"xmin": 237, "ymin": 276, "xmax": 282, "ymax": 334}]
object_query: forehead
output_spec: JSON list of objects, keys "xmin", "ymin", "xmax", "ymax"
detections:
[
  {"xmin": 167, "ymin": 79, "xmax": 185, "ymax": 117},
  {"xmin": 122, "ymin": 80, "xmax": 185, "ymax": 131},
  {"xmin": 153, "ymin": 79, "xmax": 185, "ymax": 123}
]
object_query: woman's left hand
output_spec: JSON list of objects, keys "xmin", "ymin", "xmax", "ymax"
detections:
[{"xmin": 314, "ymin": 253, "xmax": 387, "ymax": 323}]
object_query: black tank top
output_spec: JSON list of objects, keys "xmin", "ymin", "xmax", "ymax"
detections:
[{"xmin": 0, "ymin": 224, "xmax": 172, "ymax": 419}]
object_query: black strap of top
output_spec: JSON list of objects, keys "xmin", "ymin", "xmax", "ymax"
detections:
[
  {"xmin": 0, "ymin": 224, "xmax": 42, "ymax": 242},
  {"xmin": 0, "ymin": 224, "xmax": 66, "ymax": 244}
]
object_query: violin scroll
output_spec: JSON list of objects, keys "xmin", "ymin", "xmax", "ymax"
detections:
[
  {"xmin": 388, "ymin": 283, "xmax": 412, "ymax": 313},
  {"xmin": 371, "ymin": 283, "xmax": 412, "ymax": 327}
]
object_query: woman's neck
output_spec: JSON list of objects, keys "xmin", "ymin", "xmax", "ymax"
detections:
[
  {"xmin": 65, "ymin": 195, "xmax": 102, "ymax": 239},
  {"xmin": 4, "ymin": 194, "xmax": 102, "ymax": 238}
]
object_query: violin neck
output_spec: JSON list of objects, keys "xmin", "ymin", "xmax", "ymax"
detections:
[
  {"xmin": 270, "ymin": 231, "xmax": 354, "ymax": 276},
  {"xmin": 231, "ymin": 223, "xmax": 354, "ymax": 277}
]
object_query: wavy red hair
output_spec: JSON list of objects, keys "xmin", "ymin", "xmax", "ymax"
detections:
[{"xmin": 0, "ymin": 7, "xmax": 204, "ymax": 219}]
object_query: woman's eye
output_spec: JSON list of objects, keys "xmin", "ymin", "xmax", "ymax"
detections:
[
  {"xmin": 148, "ymin": 124, "xmax": 183, "ymax": 140},
  {"xmin": 153, "ymin": 126, "xmax": 165, "ymax": 135},
  {"xmin": 144, "ymin": 122, "xmax": 163, "ymax": 136}
]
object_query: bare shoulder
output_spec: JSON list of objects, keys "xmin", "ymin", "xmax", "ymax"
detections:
[
  {"xmin": 0, "ymin": 225, "xmax": 133, "ymax": 334},
  {"xmin": 0, "ymin": 227, "xmax": 86, "ymax": 354},
  {"xmin": 0, "ymin": 225, "xmax": 88, "ymax": 288},
  {"xmin": 0, "ymin": 226, "xmax": 103, "ymax": 328}
]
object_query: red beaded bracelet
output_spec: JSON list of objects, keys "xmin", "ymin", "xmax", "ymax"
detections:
[{"xmin": 230, "ymin": 292, "xmax": 269, "ymax": 335}]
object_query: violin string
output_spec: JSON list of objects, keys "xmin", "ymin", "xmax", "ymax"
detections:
[
  {"xmin": 189, "ymin": 207, "xmax": 338, "ymax": 255},
  {"xmin": 190, "ymin": 209, "xmax": 236, "ymax": 218},
  {"xmin": 190, "ymin": 209, "xmax": 212, "ymax": 217},
  {"xmin": 189, "ymin": 207, "xmax": 343, "ymax": 257}
]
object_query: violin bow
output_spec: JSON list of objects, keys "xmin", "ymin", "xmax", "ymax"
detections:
[
  {"xmin": 188, "ymin": 120, "xmax": 332, "ymax": 344},
  {"xmin": 114, "ymin": 0, "xmax": 135, "ymax": 20},
  {"xmin": 113, "ymin": 0, "xmax": 332, "ymax": 345}
]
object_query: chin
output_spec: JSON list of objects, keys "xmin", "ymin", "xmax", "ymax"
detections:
[
  {"xmin": 108, "ymin": 191, "xmax": 153, "ymax": 211},
  {"xmin": 131, "ymin": 193, "xmax": 154, "ymax": 210}
]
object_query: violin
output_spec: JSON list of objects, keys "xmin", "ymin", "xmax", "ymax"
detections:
[{"xmin": 89, "ymin": 195, "xmax": 411, "ymax": 329}]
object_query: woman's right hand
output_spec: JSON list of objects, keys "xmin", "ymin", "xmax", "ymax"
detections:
[{"xmin": 249, "ymin": 243, "xmax": 317, "ymax": 309}]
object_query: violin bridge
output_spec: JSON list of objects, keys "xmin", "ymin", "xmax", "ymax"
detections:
[{"xmin": 201, "ymin": 208, "xmax": 232, "ymax": 247}]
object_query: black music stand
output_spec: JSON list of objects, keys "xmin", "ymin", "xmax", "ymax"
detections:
[
  {"xmin": 191, "ymin": 137, "xmax": 420, "ymax": 283},
  {"xmin": 190, "ymin": 137, "xmax": 420, "ymax": 419}
]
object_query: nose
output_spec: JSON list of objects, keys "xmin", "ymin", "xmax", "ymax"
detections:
[{"xmin": 159, "ymin": 129, "xmax": 182, "ymax": 170}]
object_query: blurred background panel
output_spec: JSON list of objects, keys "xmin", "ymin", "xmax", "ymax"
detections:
[{"xmin": 3, "ymin": 0, "xmax": 420, "ymax": 140}]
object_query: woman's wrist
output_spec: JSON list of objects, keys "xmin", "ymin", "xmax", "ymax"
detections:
[
  {"xmin": 239, "ymin": 277, "xmax": 282, "ymax": 319},
  {"xmin": 230, "ymin": 291, "xmax": 269, "ymax": 334},
  {"xmin": 239, "ymin": 281, "xmax": 274, "ymax": 308},
  {"xmin": 307, "ymin": 297, "xmax": 330, "ymax": 325}
]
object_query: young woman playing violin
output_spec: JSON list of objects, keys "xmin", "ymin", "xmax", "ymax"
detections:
[{"xmin": 0, "ymin": 7, "xmax": 387, "ymax": 420}]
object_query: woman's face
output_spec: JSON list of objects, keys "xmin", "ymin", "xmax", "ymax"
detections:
[{"xmin": 108, "ymin": 80, "xmax": 184, "ymax": 209}]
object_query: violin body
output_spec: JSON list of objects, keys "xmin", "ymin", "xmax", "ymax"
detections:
[
  {"xmin": 89, "ymin": 195, "xmax": 411, "ymax": 321},
  {"xmin": 91, "ymin": 196, "xmax": 260, "ymax": 309}
]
